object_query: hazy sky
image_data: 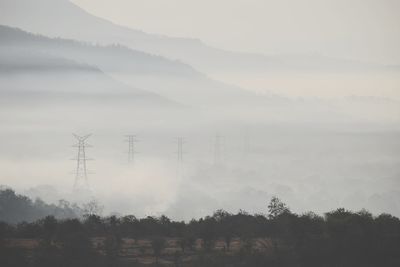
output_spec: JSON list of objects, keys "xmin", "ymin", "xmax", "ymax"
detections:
[
  {"xmin": 0, "ymin": 0, "xmax": 399, "ymax": 219},
  {"xmin": 71, "ymin": 0, "xmax": 400, "ymax": 64}
]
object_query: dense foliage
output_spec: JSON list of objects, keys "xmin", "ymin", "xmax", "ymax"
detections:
[
  {"xmin": 1, "ymin": 188, "xmax": 400, "ymax": 266},
  {"xmin": 0, "ymin": 187, "xmax": 82, "ymax": 223}
]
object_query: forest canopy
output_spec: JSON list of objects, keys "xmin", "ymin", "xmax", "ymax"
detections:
[{"xmin": 1, "ymin": 187, "xmax": 400, "ymax": 266}]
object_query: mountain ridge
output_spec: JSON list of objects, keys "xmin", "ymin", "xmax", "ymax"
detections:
[
  {"xmin": 0, "ymin": 0, "xmax": 389, "ymax": 75},
  {"xmin": 0, "ymin": 25, "xmax": 201, "ymax": 77},
  {"xmin": 0, "ymin": 24, "xmax": 273, "ymax": 109}
]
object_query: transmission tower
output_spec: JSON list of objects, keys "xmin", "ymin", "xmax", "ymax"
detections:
[
  {"xmin": 242, "ymin": 130, "xmax": 251, "ymax": 159},
  {"xmin": 125, "ymin": 135, "xmax": 138, "ymax": 164},
  {"xmin": 176, "ymin": 137, "xmax": 185, "ymax": 162},
  {"xmin": 175, "ymin": 137, "xmax": 185, "ymax": 178},
  {"xmin": 72, "ymin": 134, "xmax": 92, "ymax": 192},
  {"xmin": 213, "ymin": 134, "xmax": 225, "ymax": 165}
]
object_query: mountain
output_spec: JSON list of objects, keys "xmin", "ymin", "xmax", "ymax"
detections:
[
  {"xmin": 2, "ymin": 25, "xmax": 398, "ymax": 124},
  {"xmin": 1, "ymin": 3, "xmax": 398, "ymax": 123},
  {"xmin": 0, "ymin": 57, "xmax": 176, "ymax": 109},
  {"xmin": 0, "ymin": 24, "xmax": 200, "ymax": 77},
  {"xmin": 0, "ymin": 29, "xmax": 177, "ymax": 109},
  {"xmin": 0, "ymin": 0, "xmax": 386, "ymax": 75},
  {"xmin": 0, "ymin": 25, "xmax": 272, "ymax": 108}
]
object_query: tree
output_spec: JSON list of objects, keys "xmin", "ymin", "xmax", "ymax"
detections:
[
  {"xmin": 173, "ymin": 251, "xmax": 182, "ymax": 267},
  {"xmin": 213, "ymin": 210, "xmax": 234, "ymax": 251},
  {"xmin": 57, "ymin": 219, "xmax": 97, "ymax": 267},
  {"xmin": 83, "ymin": 200, "xmax": 103, "ymax": 217},
  {"xmin": 178, "ymin": 233, "xmax": 196, "ymax": 254},
  {"xmin": 40, "ymin": 216, "xmax": 58, "ymax": 243},
  {"xmin": 177, "ymin": 237, "xmax": 187, "ymax": 253},
  {"xmin": 268, "ymin": 196, "xmax": 290, "ymax": 219},
  {"xmin": 199, "ymin": 217, "xmax": 217, "ymax": 252},
  {"xmin": 151, "ymin": 236, "xmax": 166, "ymax": 265},
  {"xmin": 104, "ymin": 233, "xmax": 121, "ymax": 267}
]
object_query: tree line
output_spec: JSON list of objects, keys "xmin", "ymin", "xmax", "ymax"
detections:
[
  {"xmin": 0, "ymin": 187, "xmax": 101, "ymax": 223},
  {"xmin": 1, "ymin": 190, "xmax": 400, "ymax": 266}
]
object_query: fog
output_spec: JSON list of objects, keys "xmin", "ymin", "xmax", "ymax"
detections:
[
  {"xmin": 0, "ymin": 0, "xmax": 399, "ymax": 221},
  {"xmin": 71, "ymin": 0, "xmax": 400, "ymax": 65}
]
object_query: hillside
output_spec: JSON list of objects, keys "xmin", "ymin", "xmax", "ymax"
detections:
[
  {"xmin": 0, "ymin": 25, "xmax": 271, "ymax": 108},
  {"xmin": 0, "ymin": 42, "xmax": 177, "ymax": 108},
  {"xmin": 0, "ymin": 25, "xmax": 200, "ymax": 77},
  {"xmin": 0, "ymin": 0, "xmax": 388, "ymax": 75}
]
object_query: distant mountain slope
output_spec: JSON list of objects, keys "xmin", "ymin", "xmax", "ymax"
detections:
[
  {"xmin": 0, "ymin": 25, "xmax": 200, "ymax": 77},
  {"xmin": 0, "ymin": 41, "xmax": 177, "ymax": 108},
  {"xmin": 0, "ymin": 25, "xmax": 271, "ymax": 108},
  {"xmin": 0, "ymin": 0, "xmax": 386, "ymax": 74},
  {"xmin": 0, "ymin": 70, "xmax": 176, "ymax": 110},
  {"xmin": 0, "ymin": 49, "xmax": 97, "ymax": 74},
  {"xmin": 1, "ymin": 25, "xmax": 398, "ymax": 123}
]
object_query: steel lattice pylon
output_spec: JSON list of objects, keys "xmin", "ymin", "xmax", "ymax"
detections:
[
  {"xmin": 72, "ymin": 134, "xmax": 92, "ymax": 191},
  {"xmin": 125, "ymin": 135, "xmax": 138, "ymax": 164}
]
